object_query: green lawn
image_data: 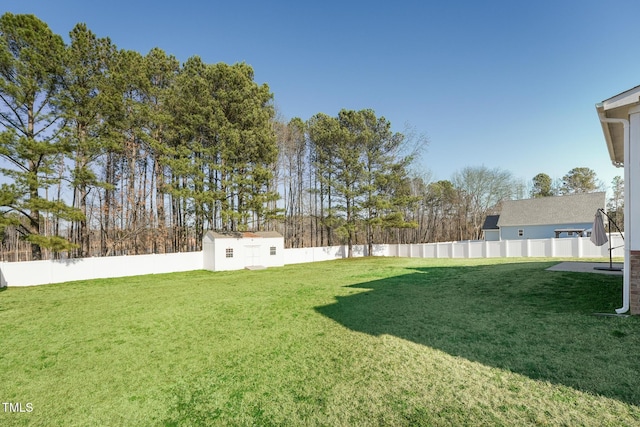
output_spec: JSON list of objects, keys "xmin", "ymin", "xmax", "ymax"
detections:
[{"xmin": 1, "ymin": 257, "xmax": 639, "ymax": 426}]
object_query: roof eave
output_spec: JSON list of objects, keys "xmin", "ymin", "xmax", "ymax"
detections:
[
  {"xmin": 597, "ymin": 85, "xmax": 640, "ymax": 167},
  {"xmin": 596, "ymin": 103, "xmax": 624, "ymax": 167}
]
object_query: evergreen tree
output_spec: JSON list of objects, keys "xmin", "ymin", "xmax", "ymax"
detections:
[
  {"xmin": 143, "ymin": 48, "xmax": 179, "ymax": 253},
  {"xmin": 164, "ymin": 56, "xmax": 212, "ymax": 246},
  {"xmin": 59, "ymin": 23, "xmax": 118, "ymax": 257},
  {"xmin": 207, "ymin": 62, "xmax": 277, "ymax": 231},
  {"xmin": 530, "ymin": 173, "xmax": 555, "ymax": 198},
  {"xmin": 0, "ymin": 13, "xmax": 81, "ymax": 259},
  {"xmin": 307, "ymin": 113, "xmax": 341, "ymax": 246},
  {"xmin": 355, "ymin": 109, "xmax": 416, "ymax": 254},
  {"xmin": 165, "ymin": 58, "xmax": 277, "ymax": 240},
  {"xmin": 308, "ymin": 109, "xmax": 416, "ymax": 256},
  {"xmin": 560, "ymin": 167, "xmax": 599, "ymax": 194},
  {"xmin": 275, "ymin": 116, "xmax": 306, "ymax": 246}
]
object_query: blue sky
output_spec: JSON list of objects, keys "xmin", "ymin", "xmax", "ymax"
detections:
[{"xmin": 7, "ymin": 0, "xmax": 640, "ymax": 195}]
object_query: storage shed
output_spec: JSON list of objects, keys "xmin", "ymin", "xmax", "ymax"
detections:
[
  {"xmin": 481, "ymin": 215, "xmax": 501, "ymax": 241},
  {"xmin": 203, "ymin": 231, "xmax": 284, "ymax": 271}
]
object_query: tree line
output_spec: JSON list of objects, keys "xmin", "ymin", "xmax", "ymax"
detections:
[
  {"xmin": 274, "ymin": 113, "xmax": 622, "ymax": 250},
  {"xmin": 0, "ymin": 14, "xmax": 280, "ymax": 261},
  {"xmin": 0, "ymin": 14, "xmax": 620, "ymax": 261}
]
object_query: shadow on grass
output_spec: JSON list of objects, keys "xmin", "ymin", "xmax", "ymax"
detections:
[{"xmin": 316, "ymin": 261, "xmax": 640, "ymax": 405}]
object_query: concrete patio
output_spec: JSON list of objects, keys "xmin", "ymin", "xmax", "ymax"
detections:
[{"xmin": 547, "ymin": 261, "xmax": 623, "ymax": 275}]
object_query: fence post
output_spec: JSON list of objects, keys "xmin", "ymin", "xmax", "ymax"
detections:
[
  {"xmin": 0, "ymin": 262, "xmax": 5, "ymax": 287},
  {"xmin": 578, "ymin": 238, "xmax": 584, "ymax": 258},
  {"xmin": 574, "ymin": 238, "xmax": 582, "ymax": 258}
]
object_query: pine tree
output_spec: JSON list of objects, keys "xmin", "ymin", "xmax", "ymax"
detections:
[
  {"xmin": 143, "ymin": 48, "xmax": 179, "ymax": 253},
  {"xmin": 531, "ymin": 173, "xmax": 555, "ymax": 198},
  {"xmin": 0, "ymin": 13, "xmax": 81, "ymax": 259},
  {"xmin": 59, "ymin": 23, "xmax": 119, "ymax": 257},
  {"xmin": 560, "ymin": 167, "xmax": 599, "ymax": 194},
  {"xmin": 207, "ymin": 62, "xmax": 277, "ymax": 231}
]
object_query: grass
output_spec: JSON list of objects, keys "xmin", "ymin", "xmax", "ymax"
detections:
[{"xmin": 0, "ymin": 257, "xmax": 639, "ymax": 426}]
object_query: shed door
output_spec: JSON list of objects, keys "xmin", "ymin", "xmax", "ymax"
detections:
[{"xmin": 244, "ymin": 244, "xmax": 260, "ymax": 267}]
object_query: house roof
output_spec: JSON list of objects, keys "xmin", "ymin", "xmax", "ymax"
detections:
[
  {"xmin": 497, "ymin": 192, "xmax": 605, "ymax": 227},
  {"xmin": 482, "ymin": 215, "xmax": 500, "ymax": 230},
  {"xmin": 205, "ymin": 230, "xmax": 283, "ymax": 239},
  {"xmin": 596, "ymin": 84, "xmax": 640, "ymax": 166}
]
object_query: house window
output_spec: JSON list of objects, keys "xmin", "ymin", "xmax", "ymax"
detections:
[
  {"xmin": 270, "ymin": 246, "xmax": 276, "ymax": 256},
  {"xmin": 226, "ymin": 248, "xmax": 234, "ymax": 258},
  {"xmin": 518, "ymin": 229, "xmax": 524, "ymax": 237}
]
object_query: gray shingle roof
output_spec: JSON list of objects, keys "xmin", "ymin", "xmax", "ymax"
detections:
[
  {"xmin": 482, "ymin": 215, "xmax": 500, "ymax": 230},
  {"xmin": 497, "ymin": 192, "xmax": 605, "ymax": 227}
]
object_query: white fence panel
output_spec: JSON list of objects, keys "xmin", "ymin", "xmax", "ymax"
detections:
[
  {"xmin": 372, "ymin": 244, "xmax": 390, "ymax": 257},
  {"xmin": 313, "ymin": 245, "xmax": 346, "ymax": 261},
  {"xmin": 422, "ymin": 244, "xmax": 437, "ymax": 258},
  {"xmin": 610, "ymin": 234, "xmax": 625, "ymax": 257},
  {"xmin": 580, "ymin": 240, "xmax": 605, "ymax": 258},
  {"xmin": 283, "ymin": 244, "xmax": 389, "ymax": 265},
  {"xmin": 0, "ymin": 260, "xmax": 51, "ymax": 287},
  {"xmin": 552, "ymin": 239, "xmax": 574, "ymax": 257},
  {"xmin": 468, "ymin": 241, "xmax": 485, "ymax": 258},
  {"xmin": 285, "ymin": 246, "xmax": 343, "ymax": 264},
  {"xmin": 0, "ymin": 251, "xmax": 203, "ymax": 287},
  {"xmin": 436, "ymin": 242, "xmax": 452, "ymax": 258},
  {"xmin": 452, "ymin": 242, "xmax": 466, "ymax": 258},
  {"xmin": 528, "ymin": 239, "xmax": 549, "ymax": 257},
  {"xmin": 506, "ymin": 240, "xmax": 525, "ymax": 257},
  {"xmin": 282, "ymin": 247, "xmax": 312, "ymax": 265},
  {"xmin": 485, "ymin": 241, "xmax": 502, "ymax": 258},
  {"xmin": 397, "ymin": 244, "xmax": 410, "ymax": 258},
  {"xmin": 409, "ymin": 244, "xmax": 421, "ymax": 258},
  {"xmin": 0, "ymin": 236, "xmax": 625, "ymax": 288}
]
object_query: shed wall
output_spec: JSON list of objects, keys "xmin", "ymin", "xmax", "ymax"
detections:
[
  {"xmin": 484, "ymin": 230, "xmax": 500, "ymax": 241},
  {"xmin": 203, "ymin": 234, "xmax": 284, "ymax": 272}
]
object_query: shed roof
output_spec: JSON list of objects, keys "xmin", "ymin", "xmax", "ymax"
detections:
[
  {"xmin": 497, "ymin": 192, "xmax": 605, "ymax": 227},
  {"xmin": 482, "ymin": 215, "xmax": 500, "ymax": 230},
  {"xmin": 205, "ymin": 230, "xmax": 283, "ymax": 239}
]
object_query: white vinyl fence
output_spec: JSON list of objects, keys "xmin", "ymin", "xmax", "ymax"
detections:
[
  {"xmin": 0, "ymin": 251, "xmax": 203, "ymax": 287},
  {"xmin": 0, "ymin": 235, "xmax": 624, "ymax": 287},
  {"xmin": 386, "ymin": 234, "xmax": 624, "ymax": 260},
  {"xmin": 283, "ymin": 244, "xmax": 389, "ymax": 264}
]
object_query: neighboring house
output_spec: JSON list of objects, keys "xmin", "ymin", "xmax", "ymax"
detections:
[
  {"xmin": 203, "ymin": 231, "xmax": 284, "ymax": 271},
  {"xmin": 482, "ymin": 215, "xmax": 500, "ymax": 241},
  {"xmin": 482, "ymin": 192, "xmax": 605, "ymax": 241}
]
